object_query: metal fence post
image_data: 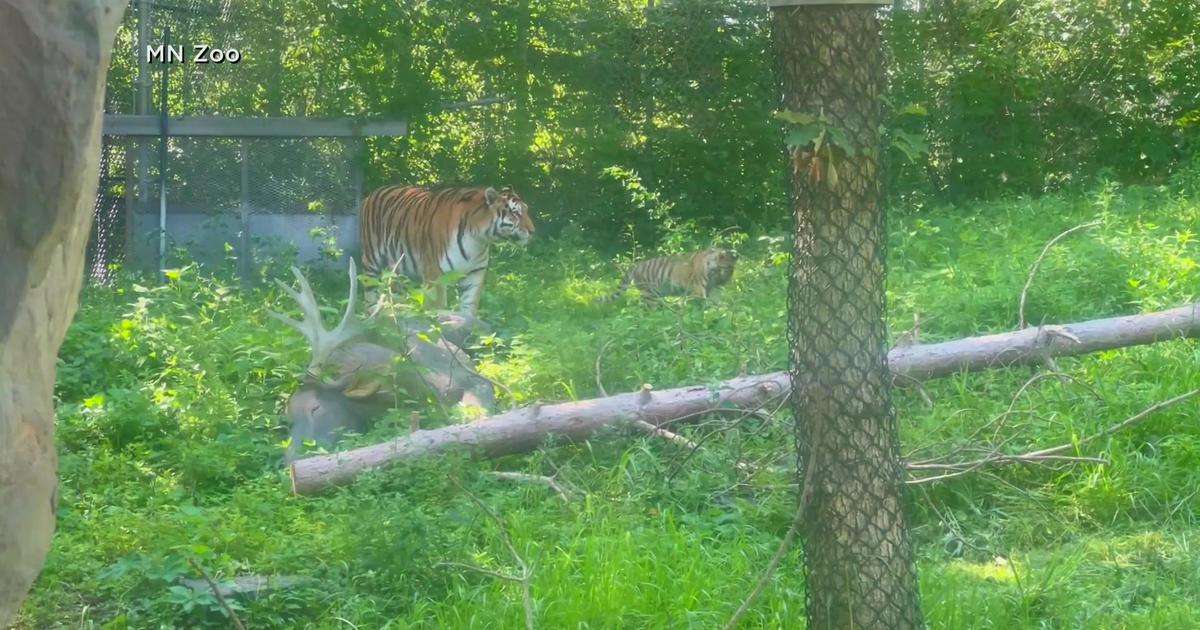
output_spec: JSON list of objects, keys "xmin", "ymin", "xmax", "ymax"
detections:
[{"xmin": 157, "ymin": 26, "xmax": 170, "ymax": 281}]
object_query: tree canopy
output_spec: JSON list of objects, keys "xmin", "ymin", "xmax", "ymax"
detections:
[{"xmin": 105, "ymin": 0, "xmax": 1199, "ymax": 244}]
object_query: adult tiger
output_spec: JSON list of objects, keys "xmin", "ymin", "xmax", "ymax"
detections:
[
  {"xmin": 359, "ymin": 185, "xmax": 534, "ymax": 316},
  {"xmin": 593, "ymin": 248, "xmax": 738, "ymax": 305}
]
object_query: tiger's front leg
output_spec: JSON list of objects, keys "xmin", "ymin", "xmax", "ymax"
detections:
[
  {"xmin": 431, "ymin": 282, "xmax": 449, "ymax": 311},
  {"xmin": 458, "ymin": 266, "xmax": 488, "ymax": 316}
]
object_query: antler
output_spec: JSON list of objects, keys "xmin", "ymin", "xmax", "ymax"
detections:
[{"xmin": 269, "ymin": 258, "xmax": 362, "ymax": 378}]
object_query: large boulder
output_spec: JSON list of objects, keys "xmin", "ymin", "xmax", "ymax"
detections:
[{"xmin": 0, "ymin": 1, "xmax": 126, "ymax": 623}]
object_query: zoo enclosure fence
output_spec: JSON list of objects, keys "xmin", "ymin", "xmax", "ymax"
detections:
[
  {"xmin": 89, "ymin": 131, "xmax": 378, "ymax": 285},
  {"xmin": 86, "ymin": 0, "xmax": 407, "ymax": 284}
]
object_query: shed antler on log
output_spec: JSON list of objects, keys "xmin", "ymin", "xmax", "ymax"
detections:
[{"xmin": 270, "ymin": 260, "xmax": 501, "ymax": 461}]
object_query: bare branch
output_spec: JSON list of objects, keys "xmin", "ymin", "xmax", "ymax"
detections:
[
  {"xmin": 1023, "ymin": 388, "xmax": 1200, "ymax": 458},
  {"xmin": 186, "ymin": 559, "xmax": 247, "ymax": 630},
  {"xmin": 907, "ymin": 389, "xmax": 1200, "ymax": 485},
  {"xmin": 436, "ymin": 561, "xmax": 525, "ymax": 583},
  {"xmin": 438, "ymin": 96, "xmax": 508, "ymax": 111},
  {"xmin": 721, "ymin": 431, "xmax": 820, "ymax": 630},
  {"xmin": 449, "ymin": 477, "xmax": 535, "ymax": 630},
  {"xmin": 1018, "ymin": 221, "xmax": 1101, "ymax": 329},
  {"xmin": 891, "ymin": 371, "xmax": 934, "ymax": 408},
  {"xmin": 595, "ymin": 338, "xmax": 615, "ymax": 397}
]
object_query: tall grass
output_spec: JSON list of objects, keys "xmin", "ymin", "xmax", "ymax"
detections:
[{"xmin": 17, "ymin": 178, "xmax": 1200, "ymax": 628}]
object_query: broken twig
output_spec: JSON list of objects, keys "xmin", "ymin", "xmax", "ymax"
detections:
[
  {"xmin": 1018, "ymin": 221, "xmax": 1101, "ymax": 329},
  {"xmin": 488, "ymin": 471, "xmax": 572, "ymax": 502}
]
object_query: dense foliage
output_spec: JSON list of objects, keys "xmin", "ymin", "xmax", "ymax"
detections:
[
  {"xmin": 21, "ymin": 176, "xmax": 1200, "ymax": 628},
  {"xmin": 104, "ymin": 0, "xmax": 1198, "ymax": 246}
]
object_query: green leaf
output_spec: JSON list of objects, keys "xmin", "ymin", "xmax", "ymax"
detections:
[
  {"xmin": 783, "ymin": 126, "xmax": 821, "ymax": 149},
  {"xmin": 896, "ymin": 103, "xmax": 928, "ymax": 117},
  {"xmin": 773, "ymin": 110, "xmax": 820, "ymax": 126},
  {"xmin": 825, "ymin": 126, "xmax": 857, "ymax": 156},
  {"xmin": 890, "ymin": 130, "xmax": 930, "ymax": 163}
]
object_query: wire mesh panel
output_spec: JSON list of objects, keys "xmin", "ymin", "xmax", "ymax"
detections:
[
  {"xmin": 773, "ymin": 4, "xmax": 923, "ymax": 628},
  {"xmin": 245, "ymin": 138, "xmax": 361, "ymax": 216},
  {"xmin": 116, "ymin": 136, "xmax": 364, "ymax": 274},
  {"xmin": 86, "ymin": 140, "xmax": 130, "ymax": 285}
]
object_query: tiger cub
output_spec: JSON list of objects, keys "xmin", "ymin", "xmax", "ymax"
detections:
[{"xmin": 594, "ymin": 248, "xmax": 738, "ymax": 305}]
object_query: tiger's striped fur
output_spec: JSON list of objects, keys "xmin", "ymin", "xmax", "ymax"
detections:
[
  {"xmin": 359, "ymin": 185, "xmax": 534, "ymax": 316},
  {"xmin": 593, "ymin": 248, "xmax": 738, "ymax": 305}
]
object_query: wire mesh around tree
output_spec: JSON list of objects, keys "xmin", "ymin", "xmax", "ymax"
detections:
[{"xmin": 774, "ymin": 4, "xmax": 923, "ymax": 629}]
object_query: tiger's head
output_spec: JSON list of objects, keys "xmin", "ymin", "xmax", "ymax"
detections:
[
  {"xmin": 484, "ymin": 186, "xmax": 535, "ymax": 245},
  {"xmin": 700, "ymin": 248, "xmax": 738, "ymax": 288}
]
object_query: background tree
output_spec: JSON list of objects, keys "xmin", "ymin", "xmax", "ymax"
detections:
[
  {"xmin": 771, "ymin": 2, "xmax": 922, "ymax": 628},
  {"xmin": 0, "ymin": 1, "xmax": 126, "ymax": 624}
]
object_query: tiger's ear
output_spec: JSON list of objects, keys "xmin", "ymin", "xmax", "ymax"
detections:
[{"xmin": 484, "ymin": 187, "xmax": 499, "ymax": 205}]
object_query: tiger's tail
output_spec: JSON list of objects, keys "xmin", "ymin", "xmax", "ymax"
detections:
[{"xmin": 593, "ymin": 270, "xmax": 635, "ymax": 305}]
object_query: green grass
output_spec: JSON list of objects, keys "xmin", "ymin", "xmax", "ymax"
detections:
[{"xmin": 16, "ymin": 178, "xmax": 1200, "ymax": 628}]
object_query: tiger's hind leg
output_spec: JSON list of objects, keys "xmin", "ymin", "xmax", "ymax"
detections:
[{"xmin": 431, "ymin": 282, "xmax": 449, "ymax": 311}]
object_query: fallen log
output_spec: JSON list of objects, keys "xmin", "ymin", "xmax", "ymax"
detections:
[
  {"xmin": 290, "ymin": 303, "xmax": 1200, "ymax": 495},
  {"xmin": 291, "ymin": 378, "xmax": 790, "ymax": 495},
  {"xmin": 889, "ymin": 303, "xmax": 1199, "ymax": 380}
]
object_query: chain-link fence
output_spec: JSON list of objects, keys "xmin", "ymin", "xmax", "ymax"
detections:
[
  {"xmin": 775, "ymin": 4, "xmax": 923, "ymax": 628},
  {"xmin": 86, "ymin": 140, "xmax": 131, "ymax": 285},
  {"xmin": 113, "ymin": 135, "xmax": 364, "ymax": 277}
]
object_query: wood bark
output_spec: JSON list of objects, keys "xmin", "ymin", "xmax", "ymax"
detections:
[
  {"xmin": 288, "ymin": 303, "xmax": 1200, "ymax": 496},
  {"xmin": 0, "ymin": 1, "xmax": 126, "ymax": 623},
  {"xmin": 889, "ymin": 304, "xmax": 1200, "ymax": 380},
  {"xmin": 774, "ymin": 5, "xmax": 924, "ymax": 627}
]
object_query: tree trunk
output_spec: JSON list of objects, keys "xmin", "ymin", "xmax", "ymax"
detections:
[
  {"xmin": 772, "ymin": 4, "xmax": 923, "ymax": 629},
  {"xmin": 0, "ymin": 1, "xmax": 126, "ymax": 623}
]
